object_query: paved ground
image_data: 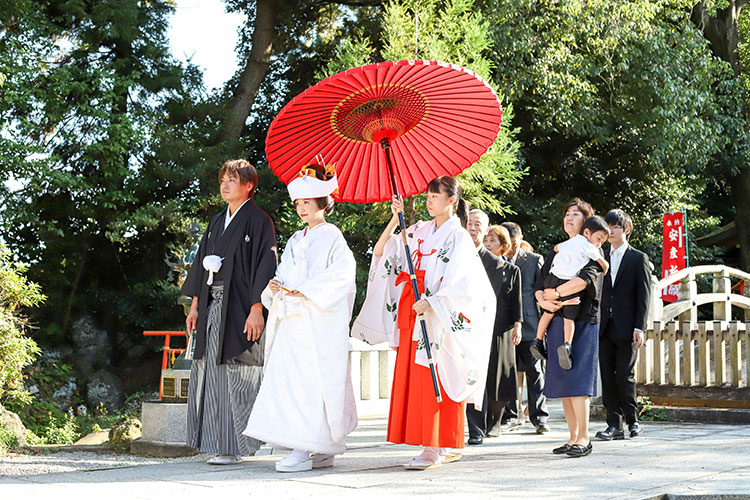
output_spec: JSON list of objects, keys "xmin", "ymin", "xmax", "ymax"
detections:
[{"xmin": 3, "ymin": 410, "xmax": 750, "ymax": 499}]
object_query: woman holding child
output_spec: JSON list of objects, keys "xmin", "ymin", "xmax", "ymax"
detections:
[{"xmin": 533, "ymin": 198, "xmax": 608, "ymax": 457}]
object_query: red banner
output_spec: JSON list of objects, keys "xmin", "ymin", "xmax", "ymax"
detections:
[{"xmin": 661, "ymin": 212, "xmax": 686, "ymax": 303}]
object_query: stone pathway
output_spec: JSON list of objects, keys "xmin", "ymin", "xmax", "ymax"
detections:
[{"xmin": 2, "ymin": 417, "xmax": 750, "ymax": 499}]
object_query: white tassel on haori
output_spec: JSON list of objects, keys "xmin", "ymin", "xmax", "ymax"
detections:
[{"xmin": 202, "ymin": 255, "xmax": 224, "ymax": 285}]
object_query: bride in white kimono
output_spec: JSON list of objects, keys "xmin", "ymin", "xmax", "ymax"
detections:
[{"xmin": 243, "ymin": 164, "xmax": 357, "ymax": 473}]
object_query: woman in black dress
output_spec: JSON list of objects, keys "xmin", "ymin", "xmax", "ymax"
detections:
[
  {"xmin": 534, "ymin": 198, "xmax": 604, "ymax": 457},
  {"xmin": 483, "ymin": 224, "xmax": 523, "ymax": 436}
]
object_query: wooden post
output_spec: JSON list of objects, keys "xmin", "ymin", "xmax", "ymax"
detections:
[
  {"xmin": 378, "ymin": 350, "xmax": 390, "ymax": 399},
  {"xmin": 698, "ymin": 322, "xmax": 709, "ymax": 386},
  {"xmin": 729, "ymin": 322, "xmax": 741, "ymax": 387},
  {"xmin": 678, "ymin": 272, "xmax": 698, "ymax": 327},
  {"xmin": 668, "ymin": 321, "xmax": 679, "ymax": 385},
  {"xmin": 713, "ymin": 268, "xmax": 732, "ymax": 320},
  {"xmin": 713, "ymin": 320, "xmax": 726, "ymax": 386},
  {"xmin": 360, "ymin": 350, "xmax": 371, "ymax": 400},
  {"xmin": 654, "ymin": 323, "xmax": 666, "ymax": 384},
  {"xmin": 637, "ymin": 327, "xmax": 649, "ymax": 384},
  {"xmin": 682, "ymin": 322, "xmax": 694, "ymax": 386}
]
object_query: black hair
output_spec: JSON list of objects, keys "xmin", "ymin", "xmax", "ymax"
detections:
[
  {"xmin": 580, "ymin": 215, "xmax": 610, "ymax": 237},
  {"xmin": 604, "ymin": 209, "xmax": 633, "ymax": 239},
  {"xmin": 313, "ymin": 196, "xmax": 334, "ymax": 216},
  {"xmin": 501, "ymin": 221, "xmax": 522, "ymax": 239},
  {"xmin": 427, "ymin": 176, "xmax": 469, "ymax": 228}
]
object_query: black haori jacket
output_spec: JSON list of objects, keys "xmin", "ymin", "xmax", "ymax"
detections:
[{"xmin": 181, "ymin": 199, "xmax": 277, "ymax": 365}]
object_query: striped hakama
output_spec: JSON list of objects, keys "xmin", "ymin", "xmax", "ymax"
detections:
[{"xmin": 187, "ymin": 285, "xmax": 263, "ymax": 456}]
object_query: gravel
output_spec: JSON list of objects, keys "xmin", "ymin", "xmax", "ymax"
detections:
[{"xmin": 0, "ymin": 450, "xmax": 211, "ymax": 477}]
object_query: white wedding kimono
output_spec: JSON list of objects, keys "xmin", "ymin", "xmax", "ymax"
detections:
[
  {"xmin": 351, "ymin": 215, "xmax": 496, "ymax": 407},
  {"xmin": 243, "ymin": 222, "xmax": 358, "ymax": 455}
]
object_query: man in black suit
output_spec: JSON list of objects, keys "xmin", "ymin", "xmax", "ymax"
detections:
[
  {"xmin": 465, "ymin": 210, "xmax": 521, "ymax": 445},
  {"xmin": 502, "ymin": 222, "xmax": 550, "ymax": 434},
  {"xmin": 596, "ymin": 209, "xmax": 651, "ymax": 440}
]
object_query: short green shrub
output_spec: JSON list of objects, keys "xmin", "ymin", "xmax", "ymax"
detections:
[{"xmin": 0, "ymin": 422, "xmax": 19, "ymax": 453}]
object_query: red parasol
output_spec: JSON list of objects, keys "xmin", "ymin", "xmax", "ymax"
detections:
[
  {"xmin": 266, "ymin": 59, "xmax": 502, "ymax": 203},
  {"xmin": 266, "ymin": 60, "xmax": 503, "ymax": 403}
]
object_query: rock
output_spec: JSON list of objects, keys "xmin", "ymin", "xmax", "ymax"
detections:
[
  {"xmin": 71, "ymin": 316, "xmax": 112, "ymax": 369},
  {"xmin": 86, "ymin": 370, "xmax": 124, "ymax": 412},
  {"xmin": 51, "ymin": 377, "xmax": 77, "ymax": 412},
  {"xmin": 0, "ymin": 406, "xmax": 27, "ymax": 447},
  {"xmin": 23, "ymin": 376, "xmax": 41, "ymax": 399},
  {"xmin": 108, "ymin": 418, "xmax": 142, "ymax": 452}
]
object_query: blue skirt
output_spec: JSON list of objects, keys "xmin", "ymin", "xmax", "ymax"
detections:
[{"xmin": 544, "ymin": 316, "xmax": 598, "ymax": 399}]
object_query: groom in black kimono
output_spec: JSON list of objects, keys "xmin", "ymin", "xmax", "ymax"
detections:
[{"xmin": 183, "ymin": 159, "xmax": 277, "ymax": 464}]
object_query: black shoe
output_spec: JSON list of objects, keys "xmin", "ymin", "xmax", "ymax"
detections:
[
  {"xmin": 552, "ymin": 443, "xmax": 572, "ymax": 454},
  {"xmin": 595, "ymin": 426, "xmax": 625, "ymax": 441},
  {"xmin": 566, "ymin": 442, "xmax": 592, "ymax": 457},
  {"xmin": 629, "ymin": 422, "xmax": 642, "ymax": 438},
  {"xmin": 468, "ymin": 435, "xmax": 484, "ymax": 445},
  {"xmin": 557, "ymin": 342, "xmax": 573, "ymax": 370},
  {"xmin": 530, "ymin": 338, "xmax": 547, "ymax": 361},
  {"xmin": 535, "ymin": 423, "xmax": 550, "ymax": 434}
]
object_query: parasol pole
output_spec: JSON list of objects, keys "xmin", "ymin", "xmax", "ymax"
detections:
[{"xmin": 380, "ymin": 138, "xmax": 443, "ymax": 403}]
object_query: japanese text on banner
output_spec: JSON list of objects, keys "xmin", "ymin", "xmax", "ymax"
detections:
[{"xmin": 661, "ymin": 212, "xmax": 686, "ymax": 303}]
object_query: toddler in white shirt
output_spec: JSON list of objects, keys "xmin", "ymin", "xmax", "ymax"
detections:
[{"xmin": 531, "ymin": 216, "xmax": 610, "ymax": 370}]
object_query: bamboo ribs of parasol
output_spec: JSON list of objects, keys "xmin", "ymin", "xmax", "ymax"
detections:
[{"xmin": 379, "ymin": 136, "xmax": 443, "ymax": 403}]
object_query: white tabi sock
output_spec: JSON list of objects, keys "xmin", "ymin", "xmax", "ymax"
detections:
[
  {"xmin": 409, "ymin": 446, "xmax": 442, "ymax": 466},
  {"xmin": 279, "ymin": 449, "xmax": 311, "ymax": 467}
]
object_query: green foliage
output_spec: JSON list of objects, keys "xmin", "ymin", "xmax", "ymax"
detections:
[
  {"xmin": 0, "ymin": 0, "xmax": 210, "ymax": 352},
  {"xmin": 322, "ymin": 0, "xmax": 524, "ymax": 216},
  {"xmin": 32, "ymin": 414, "xmax": 80, "ymax": 445},
  {"xmin": 479, "ymin": 0, "xmax": 738, "ymax": 259},
  {"xmin": 6, "ymin": 399, "xmax": 67, "ymax": 441},
  {"xmin": 0, "ymin": 422, "xmax": 19, "ymax": 454},
  {"xmin": 639, "ymin": 396, "xmax": 669, "ymax": 422},
  {"xmin": 0, "ymin": 245, "xmax": 44, "ymax": 405}
]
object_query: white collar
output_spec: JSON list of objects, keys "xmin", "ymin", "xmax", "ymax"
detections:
[
  {"xmin": 611, "ymin": 240, "xmax": 629, "ymax": 256},
  {"xmin": 511, "ymin": 247, "xmax": 520, "ymax": 263},
  {"xmin": 225, "ymin": 198, "xmax": 250, "ymax": 229}
]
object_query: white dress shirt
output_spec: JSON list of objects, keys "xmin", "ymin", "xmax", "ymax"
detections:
[{"xmin": 609, "ymin": 241, "xmax": 629, "ymax": 286}]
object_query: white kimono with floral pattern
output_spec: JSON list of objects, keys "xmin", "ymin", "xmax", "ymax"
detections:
[{"xmin": 352, "ymin": 215, "xmax": 496, "ymax": 407}]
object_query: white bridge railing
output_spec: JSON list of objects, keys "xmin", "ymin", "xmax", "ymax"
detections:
[
  {"xmin": 349, "ymin": 339, "xmax": 395, "ymax": 417},
  {"xmin": 640, "ymin": 265, "xmax": 750, "ymax": 406},
  {"xmin": 347, "ymin": 265, "xmax": 750, "ymax": 411}
]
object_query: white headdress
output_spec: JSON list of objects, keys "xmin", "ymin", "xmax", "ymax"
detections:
[{"xmin": 287, "ymin": 154, "xmax": 338, "ymax": 201}]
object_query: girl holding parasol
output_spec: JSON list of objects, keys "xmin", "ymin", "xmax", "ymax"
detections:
[
  {"xmin": 352, "ymin": 176, "xmax": 496, "ymax": 470},
  {"xmin": 243, "ymin": 162, "xmax": 358, "ymax": 472}
]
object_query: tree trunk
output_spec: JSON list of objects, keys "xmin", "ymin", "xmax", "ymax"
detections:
[
  {"xmin": 731, "ymin": 170, "xmax": 750, "ymax": 270},
  {"xmin": 62, "ymin": 246, "xmax": 88, "ymax": 342},
  {"xmin": 690, "ymin": 1, "xmax": 745, "ymax": 75},
  {"xmin": 221, "ymin": 0, "xmax": 278, "ymax": 154},
  {"xmin": 691, "ymin": 1, "xmax": 750, "ymax": 270}
]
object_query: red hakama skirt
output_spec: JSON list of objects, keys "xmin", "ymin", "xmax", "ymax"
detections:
[{"xmin": 386, "ymin": 270, "xmax": 464, "ymax": 448}]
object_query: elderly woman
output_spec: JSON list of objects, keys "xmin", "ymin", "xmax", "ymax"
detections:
[
  {"xmin": 534, "ymin": 198, "xmax": 604, "ymax": 457},
  {"xmin": 481, "ymin": 224, "xmax": 522, "ymax": 437}
]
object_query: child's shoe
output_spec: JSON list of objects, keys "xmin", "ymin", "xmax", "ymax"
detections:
[
  {"xmin": 557, "ymin": 342, "xmax": 573, "ymax": 370},
  {"xmin": 530, "ymin": 338, "xmax": 547, "ymax": 361}
]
